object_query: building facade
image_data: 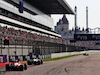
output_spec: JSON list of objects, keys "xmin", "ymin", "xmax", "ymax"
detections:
[
  {"xmin": 0, "ymin": 0, "xmax": 74, "ymax": 60},
  {"xmin": 55, "ymin": 14, "xmax": 87, "ymax": 38}
]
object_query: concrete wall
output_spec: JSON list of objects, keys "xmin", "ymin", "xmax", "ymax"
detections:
[{"xmin": 51, "ymin": 50, "xmax": 100, "ymax": 58}]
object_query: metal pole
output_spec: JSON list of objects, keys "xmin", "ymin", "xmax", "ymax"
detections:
[
  {"xmin": 41, "ymin": 41, "xmax": 43, "ymax": 59},
  {"xmin": 44, "ymin": 42, "xmax": 45, "ymax": 59},
  {"xmin": 8, "ymin": 43, "xmax": 9, "ymax": 56},
  {"xmin": 30, "ymin": 30, "xmax": 32, "ymax": 56},
  {"xmin": 86, "ymin": 7, "xmax": 88, "ymax": 34},
  {"xmin": 1, "ymin": 39, "xmax": 2, "ymax": 55},
  {"xmin": 48, "ymin": 35, "xmax": 50, "ymax": 54},
  {"xmin": 75, "ymin": 6, "xmax": 77, "ymax": 34},
  {"xmin": 15, "ymin": 39, "xmax": 16, "ymax": 56},
  {"xmin": 22, "ymin": 40, "xmax": 23, "ymax": 56},
  {"xmin": 27, "ymin": 40, "xmax": 29, "ymax": 55},
  {"xmin": 55, "ymin": 37, "xmax": 56, "ymax": 53},
  {"xmin": 13, "ymin": 39, "xmax": 16, "ymax": 60}
]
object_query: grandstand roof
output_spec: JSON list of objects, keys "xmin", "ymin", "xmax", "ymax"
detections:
[
  {"xmin": 0, "ymin": 15, "xmax": 61, "ymax": 37},
  {"xmin": 25, "ymin": 0, "xmax": 75, "ymax": 14}
]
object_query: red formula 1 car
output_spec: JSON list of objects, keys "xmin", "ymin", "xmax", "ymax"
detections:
[{"xmin": 6, "ymin": 60, "xmax": 27, "ymax": 71}]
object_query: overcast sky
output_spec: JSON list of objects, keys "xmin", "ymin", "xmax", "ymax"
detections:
[{"xmin": 51, "ymin": 0, "xmax": 100, "ymax": 30}]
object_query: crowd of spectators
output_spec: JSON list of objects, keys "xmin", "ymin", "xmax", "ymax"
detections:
[
  {"xmin": 0, "ymin": 25, "xmax": 63, "ymax": 45},
  {"xmin": 69, "ymin": 40, "xmax": 100, "ymax": 49},
  {"xmin": 1, "ymin": 25, "xmax": 99, "ymax": 49}
]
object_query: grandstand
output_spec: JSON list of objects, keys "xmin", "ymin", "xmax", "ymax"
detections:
[
  {"xmin": 68, "ymin": 29, "xmax": 100, "ymax": 51},
  {"xmin": 0, "ymin": 0, "xmax": 74, "ymax": 60}
]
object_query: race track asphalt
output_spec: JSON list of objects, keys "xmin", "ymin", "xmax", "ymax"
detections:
[{"xmin": 2, "ymin": 52, "xmax": 100, "ymax": 75}]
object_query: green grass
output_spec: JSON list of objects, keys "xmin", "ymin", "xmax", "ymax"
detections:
[
  {"xmin": 43, "ymin": 54, "xmax": 83, "ymax": 61},
  {"xmin": 7, "ymin": 54, "xmax": 83, "ymax": 62},
  {"xmin": 20, "ymin": 60, "xmax": 27, "ymax": 62}
]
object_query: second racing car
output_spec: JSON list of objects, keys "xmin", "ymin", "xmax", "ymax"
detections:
[{"xmin": 27, "ymin": 58, "xmax": 43, "ymax": 65}]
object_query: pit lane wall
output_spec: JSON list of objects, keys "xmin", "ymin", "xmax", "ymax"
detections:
[{"xmin": 51, "ymin": 50, "xmax": 100, "ymax": 58}]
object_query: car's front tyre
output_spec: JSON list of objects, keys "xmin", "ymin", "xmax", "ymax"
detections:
[{"xmin": 6, "ymin": 64, "xmax": 9, "ymax": 71}]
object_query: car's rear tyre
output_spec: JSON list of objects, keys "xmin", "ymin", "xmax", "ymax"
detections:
[
  {"xmin": 6, "ymin": 64, "xmax": 9, "ymax": 71},
  {"xmin": 41, "ymin": 60, "xmax": 43, "ymax": 64},
  {"xmin": 20, "ymin": 65, "xmax": 23, "ymax": 71},
  {"xmin": 24, "ymin": 64, "xmax": 27, "ymax": 70}
]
